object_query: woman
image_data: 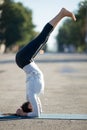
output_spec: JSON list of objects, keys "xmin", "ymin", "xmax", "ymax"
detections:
[{"xmin": 15, "ymin": 8, "xmax": 76, "ymax": 117}]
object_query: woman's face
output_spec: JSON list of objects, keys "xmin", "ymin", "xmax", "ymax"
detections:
[
  {"xmin": 21, "ymin": 101, "xmax": 33, "ymax": 112},
  {"xmin": 28, "ymin": 103, "xmax": 32, "ymax": 110}
]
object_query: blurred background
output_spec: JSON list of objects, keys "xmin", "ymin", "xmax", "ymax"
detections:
[{"xmin": 0, "ymin": 0, "xmax": 87, "ymax": 54}]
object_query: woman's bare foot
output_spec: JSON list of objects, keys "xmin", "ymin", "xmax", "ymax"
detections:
[
  {"xmin": 61, "ymin": 8, "xmax": 76, "ymax": 21},
  {"xmin": 48, "ymin": 7, "xmax": 76, "ymax": 28}
]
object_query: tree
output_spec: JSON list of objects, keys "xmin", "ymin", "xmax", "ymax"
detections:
[
  {"xmin": 56, "ymin": 0, "xmax": 87, "ymax": 52},
  {"xmin": 0, "ymin": 0, "xmax": 37, "ymax": 48}
]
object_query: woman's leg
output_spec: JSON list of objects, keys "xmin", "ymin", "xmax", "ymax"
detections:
[
  {"xmin": 16, "ymin": 8, "xmax": 76, "ymax": 69},
  {"xmin": 16, "ymin": 23, "xmax": 53, "ymax": 68},
  {"xmin": 49, "ymin": 8, "xmax": 76, "ymax": 28}
]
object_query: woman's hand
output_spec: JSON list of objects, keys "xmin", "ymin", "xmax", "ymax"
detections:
[{"xmin": 16, "ymin": 108, "xmax": 27, "ymax": 116}]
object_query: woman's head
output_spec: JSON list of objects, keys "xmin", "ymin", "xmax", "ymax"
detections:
[{"xmin": 21, "ymin": 101, "xmax": 32, "ymax": 113}]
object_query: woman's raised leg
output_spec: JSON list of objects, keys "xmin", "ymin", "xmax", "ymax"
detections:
[{"xmin": 49, "ymin": 8, "xmax": 76, "ymax": 28}]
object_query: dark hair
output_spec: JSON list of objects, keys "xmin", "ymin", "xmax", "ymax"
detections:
[{"xmin": 21, "ymin": 102, "xmax": 32, "ymax": 113}]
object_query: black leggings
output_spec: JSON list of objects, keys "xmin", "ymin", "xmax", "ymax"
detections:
[{"xmin": 15, "ymin": 23, "xmax": 53, "ymax": 68}]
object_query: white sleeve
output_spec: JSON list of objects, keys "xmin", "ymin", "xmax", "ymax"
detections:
[{"xmin": 27, "ymin": 111, "xmax": 40, "ymax": 117}]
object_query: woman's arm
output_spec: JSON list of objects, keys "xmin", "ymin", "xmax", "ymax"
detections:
[{"xmin": 16, "ymin": 108, "xmax": 27, "ymax": 116}]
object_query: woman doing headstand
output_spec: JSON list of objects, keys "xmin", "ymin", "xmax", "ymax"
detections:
[{"xmin": 15, "ymin": 8, "xmax": 76, "ymax": 117}]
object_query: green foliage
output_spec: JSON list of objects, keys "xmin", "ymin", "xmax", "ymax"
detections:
[
  {"xmin": 56, "ymin": 0, "xmax": 87, "ymax": 52},
  {"xmin": 0, "ymin": 0, "xmax": 37, "ymax": 47}
]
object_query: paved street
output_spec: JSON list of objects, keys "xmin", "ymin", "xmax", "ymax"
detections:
[{"xmin": 0, "ymin": 53, "xmax": 87, "ymax": 130}]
